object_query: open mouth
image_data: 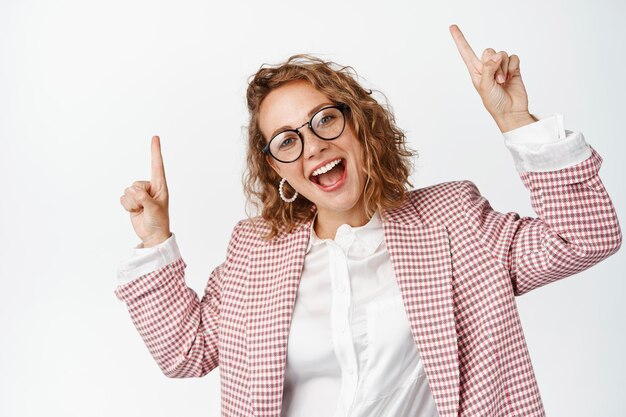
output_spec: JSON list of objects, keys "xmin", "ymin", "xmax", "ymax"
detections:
[{"xmin": 309, "ymin": 158, "xmax": 347, "ymax": 189}]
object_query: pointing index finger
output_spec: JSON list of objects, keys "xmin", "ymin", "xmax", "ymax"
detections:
[
  {"xmin": 151, "ymin": 135, "xmax": 167, "ymax": 188},
  {"xmin": 449, "ymin": 24, "xmax": 481, "ymax": 71}
]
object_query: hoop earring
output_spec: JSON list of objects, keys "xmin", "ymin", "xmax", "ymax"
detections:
[{"xmin": 279, "ymin": 177, "xmax": 298, "ymax": 203}]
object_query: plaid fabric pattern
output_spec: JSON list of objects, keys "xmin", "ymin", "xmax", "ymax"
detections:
[{"xmin": 115, "ymin": 145, "xmax": 621, "ymax": 417}]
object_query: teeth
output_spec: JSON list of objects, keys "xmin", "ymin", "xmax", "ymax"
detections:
[{"xmin": 311, "ymin": 159, "xmax": 342, "ymax": 177}]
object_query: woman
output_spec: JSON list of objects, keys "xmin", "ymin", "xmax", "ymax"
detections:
[{"xmin": 115, "ymin": 25, "xmax": 622, "ymax": 417}]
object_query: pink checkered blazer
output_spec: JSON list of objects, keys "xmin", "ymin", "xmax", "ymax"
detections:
[{"xmin": 115, "ymin": 145, "xmax": 621, "ymax": 417}]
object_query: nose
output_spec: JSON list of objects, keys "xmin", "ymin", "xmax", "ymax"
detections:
[{"xmin": 301, "ymin": 126, "xmax": 329, "ymax": 160}]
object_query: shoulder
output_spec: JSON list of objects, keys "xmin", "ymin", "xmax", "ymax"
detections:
[
  {"xmin": 228, "ymin": 216, "xmax": 268, "ymax": 246},
  {"xmin": 227, "ymin": 214, "xmax": 302, "ymax": 247},
  {"xmin": 401, "ymin": 180, "xmax": 481, "ymax": 226}
]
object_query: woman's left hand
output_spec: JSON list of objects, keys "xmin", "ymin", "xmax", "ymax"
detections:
[{"xmin": 449, "ymin": 24, "xmax": 536, "ymax": 133}]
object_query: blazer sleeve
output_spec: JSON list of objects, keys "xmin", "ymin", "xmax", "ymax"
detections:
[
  {"xmin": 459, "ymin": 145, "xmax": 622, "ymax": 296},
  {"xmin": 114, "ymin": 219, "xmax": 244, "ymax": 378}
]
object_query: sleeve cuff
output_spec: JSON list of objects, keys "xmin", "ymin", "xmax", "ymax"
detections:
[
  {"xmin": 116, "ymin": 232, "xmax": 181, "ymax": 285},
  {"xmin": 502, "ymin": 113, "xmax": 592, "ymax": 173}
]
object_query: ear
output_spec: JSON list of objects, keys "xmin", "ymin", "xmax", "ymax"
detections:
[{"xmin": 265, "ymin": 155, "xmax": 282, "ymax": 177}]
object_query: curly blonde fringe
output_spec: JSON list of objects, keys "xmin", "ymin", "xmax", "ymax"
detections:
[{"xmin": 242, "ymin": 54, "xmax": 418, "ymax": 241}]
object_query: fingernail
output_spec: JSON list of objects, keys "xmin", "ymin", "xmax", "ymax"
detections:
[
  {"xmin": 497, "ymin": 74, "xmax": 505, "ymax": 83},
  {"xmin": 491, "ymin": 53, "xmax": 500, "ymax": 62}
]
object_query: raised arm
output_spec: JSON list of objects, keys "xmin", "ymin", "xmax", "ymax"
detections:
[
  {"xmin": 459, "ymin": 145, "xmax": 622, "ymax": 296},
  {"xmin": 114, "ymin": 220, "xmax": 243, "ymax": 377},
  {"xmin": 117, "ymin": 135, "xmax": 243, "ymax": 377}
]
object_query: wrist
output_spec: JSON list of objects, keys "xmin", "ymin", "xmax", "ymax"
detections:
[
  {"xmin": 142, "ymin": 231, "xmax": 172, "ymax": 248},
  {"xmin": 493, "ymin": 111, "xmax": 538, "ymax": 133}
]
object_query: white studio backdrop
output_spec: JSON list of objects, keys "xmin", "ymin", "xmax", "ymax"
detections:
[{"xmin": 1, "ymin": 0, "xmax": 624, "ymax": 416}]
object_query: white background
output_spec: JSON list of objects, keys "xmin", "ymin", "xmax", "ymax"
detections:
[{"xmin": 1, "ymin": 0, "xmax": 624, "ymax": 416}]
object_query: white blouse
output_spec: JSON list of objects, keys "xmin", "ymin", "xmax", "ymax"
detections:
[
  {"xmin": 116, "ymin": 113, "xmax": 591, "ymax": 417},
  {"xmin": 279, "ymin": 209, "xmax": 439, "ymax": 416}
]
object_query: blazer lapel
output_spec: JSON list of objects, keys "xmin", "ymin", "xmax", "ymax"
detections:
[
  {"xmin": 246, "ymin": 201, "xmax": 459, "ymax": 417},
  {"xmin": 382, "ymin": 205, "xmax": 460, "ymax": 417},
  {"xmin": 246, "ymin": 220, "xmax": 310, "ymax": 417}
]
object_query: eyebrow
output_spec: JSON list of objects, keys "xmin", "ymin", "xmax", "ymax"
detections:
[{"xmin": 269, "ymin": 101, "xmax": 335, "ymax": 139}]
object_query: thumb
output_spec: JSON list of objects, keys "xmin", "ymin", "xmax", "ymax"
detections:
[
  {"xmin": 134, "ymin": 178, "xmax": 166, "ymax": 202},
  {"xmin": 480, "ymin": 52, "xmax": 502, "ymax": 91},
  {"xmin": 132, "ymin": 185, "xmax": 160, "ymax": 211}
]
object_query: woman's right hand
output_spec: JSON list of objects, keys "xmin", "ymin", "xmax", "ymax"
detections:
[{"xmin": 120, "ymin": 135, "xmax": 171, "ymax": 248}]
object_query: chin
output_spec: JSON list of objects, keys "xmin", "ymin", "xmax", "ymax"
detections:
[{"xmin": 314, "ymin": 188, "xmax": 362, "ymax": 212}]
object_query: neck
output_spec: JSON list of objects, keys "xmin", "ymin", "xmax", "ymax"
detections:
[{"xmin": 313, "ymin": 203, "xmax": 370, "ymax": 240}]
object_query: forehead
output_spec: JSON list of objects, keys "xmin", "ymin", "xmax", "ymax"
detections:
[{"xmin": 258, "ymin": 80, "xmax": 331, "ymax": 139}]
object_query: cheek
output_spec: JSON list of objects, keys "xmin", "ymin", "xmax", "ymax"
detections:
[
  {"xmin": 283, "ymin": 164, "xmax": 306, "ymax": 182},
  {"xmin": 351, "ymin": 143, "xmax": 366, "ymax": 172}
]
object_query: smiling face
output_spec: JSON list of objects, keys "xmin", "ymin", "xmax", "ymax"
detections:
[{"xmin": 259, "ymin": 79, "xmax": 368, "ymax": 222}]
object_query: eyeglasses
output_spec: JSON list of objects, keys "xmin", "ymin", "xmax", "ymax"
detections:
[{"xmin": 262, "ymin": 103, "xmax": 348, "ymax": 163}]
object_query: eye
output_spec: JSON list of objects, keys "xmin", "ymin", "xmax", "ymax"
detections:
[
  {"xmin": 276, "ymin": 133, "xmax": 301, "ymax": 150},
  {"xmin": 319, "ymin": 115, "xmax": 334, "ymax": 125},
  {"xmin": 315, "ymin": 114, "xmax": 336, "ymax": 130},
  {"xmin": 279, "ymin": 137, "xmax": 294, "ymax": 148}
]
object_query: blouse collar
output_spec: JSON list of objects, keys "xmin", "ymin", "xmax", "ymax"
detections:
[{"xmin": 305, "ymin": 209, "xmax": 384, "ymax": 256}]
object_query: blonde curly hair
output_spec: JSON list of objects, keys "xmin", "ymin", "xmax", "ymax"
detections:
[{"xmin": 243, "ymin": 54, "xmax": 418, "ymax": 241}]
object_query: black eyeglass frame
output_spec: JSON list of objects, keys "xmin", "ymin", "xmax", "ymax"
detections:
[{"xmin": 262, "ymin": 103, "xmax": 349, "ymax": 163}]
